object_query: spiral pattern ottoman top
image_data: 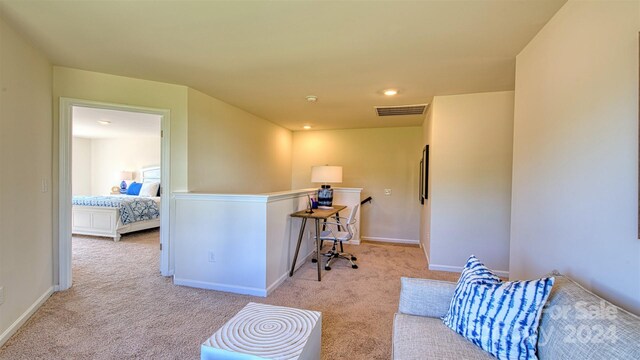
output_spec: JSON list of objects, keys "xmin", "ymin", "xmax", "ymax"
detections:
[{"xmin": 203, "ymin": 302, "xmax": 321, "ymax": 360}]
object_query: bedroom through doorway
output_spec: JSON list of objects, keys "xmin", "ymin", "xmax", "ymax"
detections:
[
  {"xmin": 71, "ymin": 106, "xmax": 162, "ymax": 280},
  {"xmin": 58, "ymin": 99, "xmax": 172, "ymax": 291}
]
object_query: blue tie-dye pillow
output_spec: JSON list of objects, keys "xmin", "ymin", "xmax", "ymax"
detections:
[{"xmin": 443, "ymin": 256, "xmax": 555, "ymax": 360}]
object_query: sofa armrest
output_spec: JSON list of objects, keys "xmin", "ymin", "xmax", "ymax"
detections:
[{"xmin": 398, "ymin": 277, "xmax": 456, "ymax": 318}]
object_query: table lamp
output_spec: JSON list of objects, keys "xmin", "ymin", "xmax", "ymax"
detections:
[
  {"xmin": 311, "ymin": 165, "xmax": 342, "ymax": 209},
  {"xmin": 119, "ymin": 171, "xmax": 133, "ymax": 193}
]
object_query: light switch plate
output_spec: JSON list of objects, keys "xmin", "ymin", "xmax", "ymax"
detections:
[
  {"xmin": 384, "ymin": 189, "xmax": 392, "ymax": 196},
  {"xmin": 0, "ymin": 286, "xmax": 4, "ymax": 305}
]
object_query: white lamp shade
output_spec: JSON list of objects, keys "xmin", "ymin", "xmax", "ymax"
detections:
[
  {"xmin": 119, "ymin": 171, "xmax": 133, "ymax": 181},
  {"xmin": 311, "ymin": 165, "xmax": 342, "ymax": 183}
]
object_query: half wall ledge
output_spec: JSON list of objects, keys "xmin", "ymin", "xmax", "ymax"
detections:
[{"xmin": 172, "ymin": 188, "xmax": 362, "ymax": 296}]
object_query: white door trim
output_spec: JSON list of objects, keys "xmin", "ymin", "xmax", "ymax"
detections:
[{"xmin": 58, "ymin": 97, "xmax": 172, "ymax": 290}]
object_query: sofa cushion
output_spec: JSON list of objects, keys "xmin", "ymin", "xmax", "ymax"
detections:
[
  {"xmin": 537, "ymin": 274, "xmax": 640, "ymax": 360},
  {"xmin": 393, "ymin": 313, "xmax": 495, "ymax": 360},
  {"xmin": 399, "ymin": 278, "xmax": 456, "ymax": 318}
]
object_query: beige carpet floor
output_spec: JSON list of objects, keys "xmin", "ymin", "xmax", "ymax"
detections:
[{"xmin": 0, "ymin": 229, "xmax": 459, "ymax": 360}]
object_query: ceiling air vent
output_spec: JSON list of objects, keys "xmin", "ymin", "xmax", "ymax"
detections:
[{"xmin": 375, "ymin": 104, "xmax": 428, "ymax": 117}]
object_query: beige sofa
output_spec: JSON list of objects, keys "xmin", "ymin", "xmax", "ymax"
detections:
[{"xmin": 393, "ymin": 274, "xmax": 640, "ymax": 359}]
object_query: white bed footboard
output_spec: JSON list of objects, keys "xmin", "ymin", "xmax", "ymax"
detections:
[
  {"xmin": 72, "ymin": 205, "xmax": 160, "ymax": 241},
  {"xmin": 72, "ymin": 205, "xmax": 122, "ymax": 241}
]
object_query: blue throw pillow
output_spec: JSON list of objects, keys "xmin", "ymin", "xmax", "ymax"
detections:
[
  {"xmin": 126, "ymin": 182, "xmax": 142, "ymax": 195},
  {"xmin": 443, "ymin": 256, "xmax": 555, "ymax": 360}
]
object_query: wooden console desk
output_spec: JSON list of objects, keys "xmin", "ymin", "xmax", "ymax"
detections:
[{"xmin": 289, "ymin": 205, "xmax": 346, "ymax": 281}]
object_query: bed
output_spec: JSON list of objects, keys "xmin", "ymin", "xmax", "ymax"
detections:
[{"xmin": 72, "ymin": 167, "xmax": 161, "ymax": 241}]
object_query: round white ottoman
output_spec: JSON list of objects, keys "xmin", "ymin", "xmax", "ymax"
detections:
[{"xmin": 201, "ymin": 302, "xmax": 322, "ymax": 360}]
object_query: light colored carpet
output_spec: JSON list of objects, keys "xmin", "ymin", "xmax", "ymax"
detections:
[{"xmin": 0, "ymin": 229, "xmax": 459, "ymax": 359}]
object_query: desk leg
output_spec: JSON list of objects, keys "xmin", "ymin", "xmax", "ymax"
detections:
[
  {"xmin": 315, "ymin": 219, "xmax": 322, "ymax": 281},
  {"xmin": 289, "ymin": 217, "xmax": 307, "ymax": 277}
]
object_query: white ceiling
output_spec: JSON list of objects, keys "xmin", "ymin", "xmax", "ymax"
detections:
[
  {"xmin": 72, "ymin": 107, "xmax": 161, "ymax": 139},
  {"xmin": 0, "ymin": 0, "xmax": 566, "ymax": 131}
]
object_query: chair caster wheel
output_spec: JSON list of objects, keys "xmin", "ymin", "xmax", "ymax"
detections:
[
  {"xmin": 311, "ymin": 258, "xmax": 317, "ymax": 263},
  {"xmin": 325, "ymin": 266, "xmax": 331, "ymax": 271},
  {"xmin": 351, "ymin": 256, "xmax": 357, "ymax": 261},
  {"xmin": 352, "ymin": 264, "xmax": 358, "ymax": 269}
]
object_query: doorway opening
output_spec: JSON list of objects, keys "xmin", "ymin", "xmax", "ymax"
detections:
[{"xmin": 58, "ymin": 98, "xmax": 171, "ymax": 290}]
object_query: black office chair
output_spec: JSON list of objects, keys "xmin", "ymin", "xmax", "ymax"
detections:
[{"xmin": 318, "ymin": 204, "xmax": 359, "ymax": 270}]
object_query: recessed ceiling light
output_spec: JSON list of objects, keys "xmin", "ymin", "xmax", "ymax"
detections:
[
  {"xmin": 97, "ymin": 120, "xmax": 111, "ymax": 125},
  {"xmin": 384, "ymin": 89, "xmax": 398, "ymax": 96},
  {"xmin": 306, "ymin": 95, "xmax": 318, "ymax": 102},
  {"xmin": 303, "ymin": 125, "xmax": 312, "ymax": 130}
]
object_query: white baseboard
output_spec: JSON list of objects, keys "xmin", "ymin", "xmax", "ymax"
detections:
[
  {"xmin": 288, "ymin": 248, "xmax": 316, "ymax": 273},
  {"xmin": 361, "ymin": 236, "xmax": 419, "ymax": 245},
  {"xmin": 174, "ymin": 278, "xmax": 267, "ymax": 297},
  {"xmin": 266, "ymin": 272, "xmax": 289, "ymax": 296},
  {"xmin": 429, "ymin": 263, "xmax": 509, "ymax": 278},
  {"xmin": 176, "ymin": 249, "xmax": 319, "ymax": 298},
  {"xmin": 0, "ymin": 286, "xmax": 54, "ymax": 347},
  {"xmin": 161, "ymin": 267, "xmax": 175, "ymax": 277}
]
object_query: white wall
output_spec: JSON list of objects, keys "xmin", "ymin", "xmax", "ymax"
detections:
[
  {"xmin": 429, "ymin": 91, "xmax": 514, "ymax": 276},
  {"xmin": 72, "ymin": 135, "xmax": 160, "ymax": 196},
  {"xmin": 90, "ymin": 137, "xmax": 160, "ymax": 195},
  {"xmin": 511, "ymin": 0, "xmax": 640, "ymax": 313},
  {"xmin": 420, "ymin": 106, "xmax": 433, "ymax": 262},
  {"xmin": 292, "ymin": 127, "xmax": 422, "ymax": 244},
  {"xmin": 187, "ymin": 88, "xmax": 292, "ymax": 193},
  {"xmin": 0, "ymin": 16, "xmax": 53, "ymax": 345},
  {"xmin": 72, "ymin": 137, "xmax": 92, "ymax": 195},
  {"xmin": 174, "ymin": 195, "xmax": 268, "ymax": 295}
]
